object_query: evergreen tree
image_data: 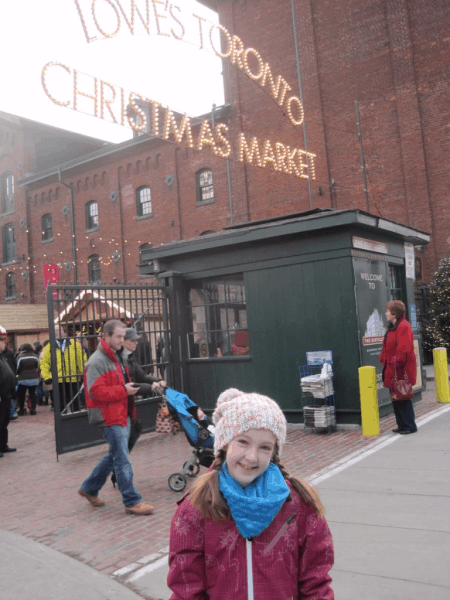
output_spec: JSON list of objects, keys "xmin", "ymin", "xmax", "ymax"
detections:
[{"xmin": 423, "ymin": 256, "xmax": 450, "ymax": 351}]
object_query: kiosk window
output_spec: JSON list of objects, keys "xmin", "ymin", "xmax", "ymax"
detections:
[
  {"xmin": 389, "ymin": 265, "xmax": 403, "ymax": 301},
  {"xmin": 187, "ymin": 275, "xmax": 249, "ymax": 358}
]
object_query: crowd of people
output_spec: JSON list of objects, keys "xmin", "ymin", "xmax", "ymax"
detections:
[
  {"xmin": 1, "ymin": 329, "xmax": 83, "ymax": 419},
  {"xmin": 1, "ymin": 335, "xmax": 50, "ymax": 420},
  {"xmin": 0, "ymin": 323, "xmax": 166, "ymax": 460}
]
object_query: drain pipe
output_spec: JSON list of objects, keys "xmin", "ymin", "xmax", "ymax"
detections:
[
  {"xmin": 226, "ymin": 157, "xmax": 234, "ymax": 226},
  {"xmin": 211, "ymin": 101, "xmax": 234, "ymax": 225},
  {"xmin": 174, "ymin": 147, "xmax": 183, "ymax": 240},
  {"xmin": 290, "ymin": 0, "xmax": 314, "ymax": 209},
  {"xmin": 116, "ymin": 166, "xmax": 127, "ymax": 283},
  {"xmin": 58, "ymin": 168, "xmax": 78, "ymax": 284}
]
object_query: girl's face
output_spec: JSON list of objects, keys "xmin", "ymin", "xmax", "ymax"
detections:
[{"xmin": 225, "ymin": 428, "xmax": 277, "ymax": 488}]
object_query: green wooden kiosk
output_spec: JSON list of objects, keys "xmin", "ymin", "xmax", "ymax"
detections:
[{"xmin": 140, "ymin": 209, "xmax": 430, "ymax": 425}]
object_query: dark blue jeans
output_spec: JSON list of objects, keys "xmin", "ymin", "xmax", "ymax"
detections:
[
  {"xmin": 80, "ymin": 420, "xmax": 142, "ymax": 507},
  {"xmin": 392, "ymin": 398, "xmax": 417, "ymax": 432}
]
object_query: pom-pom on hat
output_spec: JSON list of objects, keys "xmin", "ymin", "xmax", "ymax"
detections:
[{"xmin": 213, "ymin": 388, "xmax": 287, "ymax": 454}]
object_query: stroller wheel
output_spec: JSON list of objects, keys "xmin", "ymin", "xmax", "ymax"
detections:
[
  {"xmin": 168, "ymin": 473, "xmax": 187, "ymax": 492},
  {"xmin": 183, "ymin": 461, "xmax": 200, "ymax": 477}
]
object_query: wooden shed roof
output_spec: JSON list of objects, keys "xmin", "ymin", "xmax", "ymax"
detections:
[{"xmin": 0, "ymin": 305, "xmax": 49, "ymax": 332}]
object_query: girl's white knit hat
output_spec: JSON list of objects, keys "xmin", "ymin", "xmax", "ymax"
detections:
[{"xmin": 212, "ymin": 388, "xmax": 287, "ymax": 453}]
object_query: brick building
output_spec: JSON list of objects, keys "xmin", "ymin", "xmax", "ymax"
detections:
[
  {"xmin": 0, "ymin": 110, "xmax": 108, "ymax": 303},
  {"xmin": 2, "ymin": 0, "xmax": 450, "ymax": 303}
]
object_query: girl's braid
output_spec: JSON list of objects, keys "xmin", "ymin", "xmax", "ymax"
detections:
[
  {"xmin": 272, "ymin": 446, "xmax": 325, "ymax": 518},
  {"xmin": 211, "ymin": 449, "xmax": 226, "ymax": 472}
]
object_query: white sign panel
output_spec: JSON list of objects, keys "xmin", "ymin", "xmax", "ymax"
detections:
[{"xmin": 404, "ymin": 243, "xmax": 415, "ymax": 280}]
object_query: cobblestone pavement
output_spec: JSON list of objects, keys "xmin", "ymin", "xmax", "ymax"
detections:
[{"xmin": 0, "ymin": 382, "xmax": 440, "ymax": 598}]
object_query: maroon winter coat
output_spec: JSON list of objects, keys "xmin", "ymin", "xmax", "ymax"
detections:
[
  {"xmin": 379, "ymin": 317, "xmax": 416, "ymax": 391},
  {"xmin": 167, "ymin": 481, "xmax": 334, "ymax": 600}
]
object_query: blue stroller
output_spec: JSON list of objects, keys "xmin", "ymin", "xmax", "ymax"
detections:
[{"xmin": 164, "ymin": 388, "xmax": 215, "ymax": 492}]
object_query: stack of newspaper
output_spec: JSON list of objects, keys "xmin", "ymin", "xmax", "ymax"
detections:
[
  {"xmin": 303, "ymin": 405, "xmax": 336, "ymax": 429},
  {"xmin": 300, "ymin": 374, "xmax": 334, "ymax": 398}
]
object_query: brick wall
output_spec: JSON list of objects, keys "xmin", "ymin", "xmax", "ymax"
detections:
[
  {"xmin": 214, "ymin": 0, "xmax": 450, "ymax": 280},
  {"xmin": 24, "ymin": 135, "xmax": 233, "ymax": 302}
]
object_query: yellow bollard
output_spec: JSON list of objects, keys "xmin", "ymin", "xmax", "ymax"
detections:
[
  {"xmin": 359, "ymin": 366, "xmax": 380, "ymax": 436},
  {"xmin": 433, "ymin": 347, "xmax": 450, "ymax": 403}
]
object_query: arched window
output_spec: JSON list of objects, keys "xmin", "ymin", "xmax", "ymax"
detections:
[
  {"xmin": 1, "ymin": 172, "xmax": 14, "ymax": 213},
  {"xmin": 196, "ymin": 169, "xmax": 214, "ymax": 203},
  {"xmin": 88, "ymin": 254, "xmax": 101, "ymax": 283},
  {"xmin": 42, "ymin": 213, "xmax": 53, "ymax": 241},
  {"xmin": 136, "ymin": 186, "xmax": 152, "ymax": 217},
  {"xmin": 5, "ymin": 272, "xmax": 15, "ymax": 298},
  {"xmin": 2, "ymin": 224, "xmax": 16, "ymax": 262},
  {"xmin": 86, "ymin": 201, "xmax": 99, "ymax": 229}
]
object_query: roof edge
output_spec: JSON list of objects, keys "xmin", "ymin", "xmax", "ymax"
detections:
[{"xmin": 140, "ymin": 209, "xmax": 430, "ymax": 264}]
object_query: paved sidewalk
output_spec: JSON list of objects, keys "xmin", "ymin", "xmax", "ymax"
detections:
[
  {"xmin": 319, "ymin": 405, "xmax": 450, "ymax": 599},
  {"xmin": 0, "ymin": 529, "xmax": 143, "ymax": 600},
  {"xmin": 0, "ymin": 382, "xmax": 447, "ymax": 599}
]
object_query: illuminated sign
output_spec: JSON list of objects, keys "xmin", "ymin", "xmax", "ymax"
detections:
[{"xmin": 41, "ymin": 0, "xmax": 317, "ymax": 179}]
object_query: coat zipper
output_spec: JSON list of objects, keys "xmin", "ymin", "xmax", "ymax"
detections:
[
  {"xmin": 246, "ymin": 539, "xmax": 254, "ymax": 600},
  {"xmin": 246, "ymin": 513, "xmax": 296, "ymax": 598},
  {"xmin": 262, "ymin": 513, "xmax": 296, "ymax": 556}
]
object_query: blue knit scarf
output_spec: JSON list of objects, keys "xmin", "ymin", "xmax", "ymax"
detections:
[{"xmin": 219, "ymin": 461, "xmax": 290, "ymax": 539}]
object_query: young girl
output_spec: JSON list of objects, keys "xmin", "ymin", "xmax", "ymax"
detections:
[{"xmin": 168, "ymin": 389, "xmax": 334, "ymax": 599}]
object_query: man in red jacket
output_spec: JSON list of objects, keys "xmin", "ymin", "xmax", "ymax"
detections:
[{"xmin": 78, "ymin": 319, "xmax": 154, "ymax": 515}]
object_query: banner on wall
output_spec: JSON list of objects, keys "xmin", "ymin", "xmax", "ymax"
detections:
[{"xmin": 43, "ymin": 264, "xmax": 59, "ymax": 299}]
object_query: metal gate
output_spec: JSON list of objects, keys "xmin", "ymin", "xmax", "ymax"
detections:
[{"xmin": 46, "ymin": 284, "xmax": 171, "ymax": 455}]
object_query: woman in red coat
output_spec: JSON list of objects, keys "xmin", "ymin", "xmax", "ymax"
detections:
[{"xmin": 379, "ymin": 300, "xmax": 417, "ymax": 434}]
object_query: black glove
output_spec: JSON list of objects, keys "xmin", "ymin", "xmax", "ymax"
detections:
[{"xmin": 44, "ymin": 379, "xmax": 52, "ymax": 385}]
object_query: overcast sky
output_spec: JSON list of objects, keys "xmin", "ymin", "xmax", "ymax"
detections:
[{"xmin": 0, "ymin": 0, "xmax": 224, "ymax": 142}]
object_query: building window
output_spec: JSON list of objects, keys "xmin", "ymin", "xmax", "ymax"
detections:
[
  {"xmin": 1, "ymin": 172, "xmax": 14, "ymax": 213},
  {"xmin": 415, "ymin": 257, "xmax": 422, "ymax": 281},
  {"xmin": 139, "ymin": 242, "xmax": 152, "ymax": 263},
  {"xmin": 86, "ymin": 201, "xmax": 99, "ymax": 229},
  {"xmin": 187, "ymin": 274, "xmax": 249, "ymax": 359},
  {"xmin": 136, "ymin": 186, "xmax": 152, "ymax": 217},
  {"xmin": 388, "ymin": 265, "xmax": 404, "ymax": 301},
  {"xmin": 129, "ymin": 102, "xmax": 153, "ymax": 138},
  {"xmin": 88, "ymin": 254, "xmax": 101, "ymax": 283},
  {"xmin": 5, "ymin": 272, "xmax": 15, "ymax": 298},
  {"xmin": 2, "ymin": 224, "xmax": 16, "ymax": 263},
  {"xmin": 196, "ymin": 169, "xmax": 214, "ymax": 203},
  {"xmin": 42, "ymin": 213, "xmax": 53, "ymax": 241}
]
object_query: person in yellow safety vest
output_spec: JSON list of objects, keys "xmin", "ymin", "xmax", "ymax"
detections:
[{"xmin": 40, "ymin": 325, "xmax": 86, "ymax": 413}]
